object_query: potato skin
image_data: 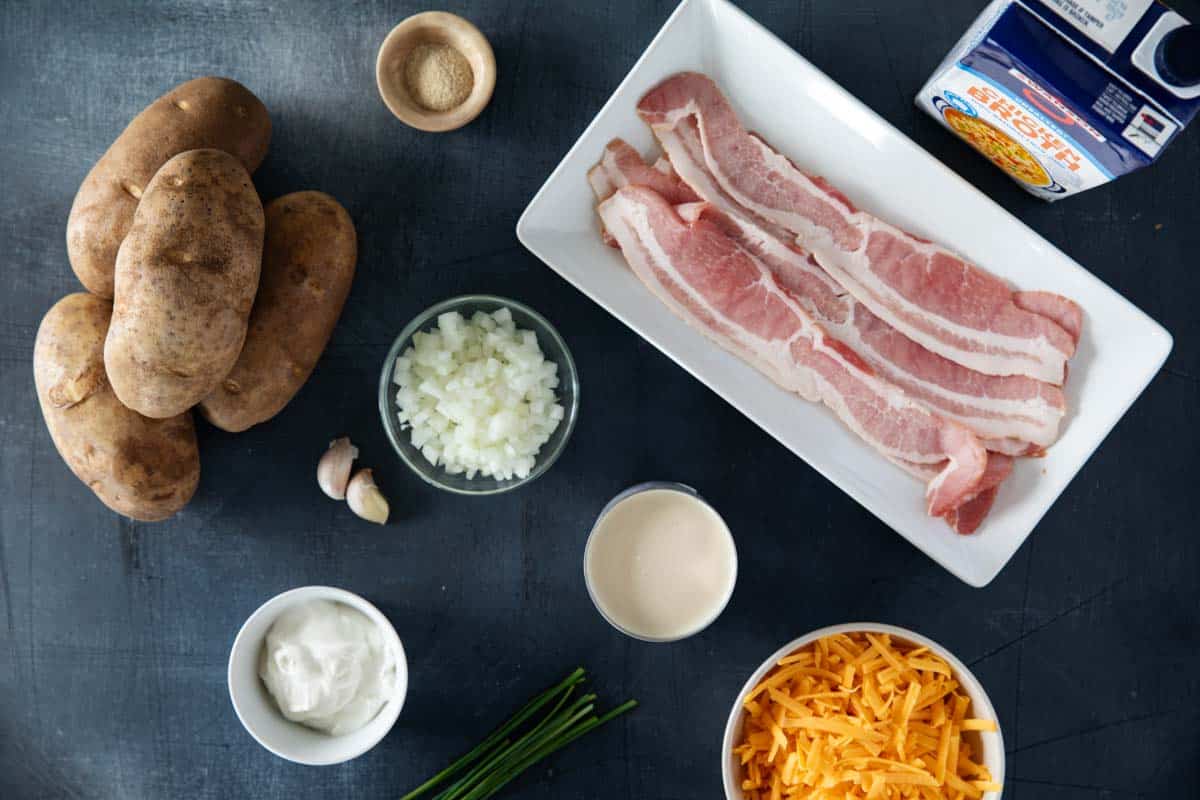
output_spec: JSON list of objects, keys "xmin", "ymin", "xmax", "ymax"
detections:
[
  {"xmin": 34, "ymin": 294, "xmax": 200, "ymax": 521},
  {"xmin": 67, "ymin": 77, "xmax": 271, "ymax": 298},
  {"xmin": 200, "ymin": 191, "xmax": 358, "ymax": 432},
  {"xmin": 104, "ymin": 149, "xmax": 265, "ymax": 419}
]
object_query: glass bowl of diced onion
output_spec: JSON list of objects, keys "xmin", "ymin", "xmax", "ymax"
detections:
[{"xmin": 378, "ymin": 294, "xmax": 579, "ymax": 495}]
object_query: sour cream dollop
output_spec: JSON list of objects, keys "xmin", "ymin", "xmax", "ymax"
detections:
[{"xmin": 259, "ymin": 599, "xmax": 396, "ymax": 736}]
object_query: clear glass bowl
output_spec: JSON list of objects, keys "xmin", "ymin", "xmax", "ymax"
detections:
[{"xmin": 378, "ymin": 294, "xmax": 579, "ymax": 495}]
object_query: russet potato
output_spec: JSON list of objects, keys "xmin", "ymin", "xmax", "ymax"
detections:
[
  {"xmin": 104, "ymin": 149, "xmax": 264, "ymax": 419},
  {"xmin": 66, "ymin": 77, "xmax": 270, "ymax": 298},
  {"xmin": 200, "ymin": 191, "xmax": 357, "ymax": 432},
  {"xmin": 34, "ymin": 293, "xmax": 200, "ymax": 521}
]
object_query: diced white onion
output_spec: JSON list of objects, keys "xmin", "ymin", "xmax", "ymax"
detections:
[{"xmin": 393, "ymin": 308, "xmax": 564, "ymax": 481}]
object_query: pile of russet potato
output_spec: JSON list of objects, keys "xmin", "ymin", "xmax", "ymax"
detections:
[{"xmin": 33, "ymin": 77, "xmax": 358, "ymax": 521}]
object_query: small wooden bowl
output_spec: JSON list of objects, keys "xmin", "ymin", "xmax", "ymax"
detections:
[{"xmin": 375, "ymin": 11, "xmax": 496, "ymax": 133}]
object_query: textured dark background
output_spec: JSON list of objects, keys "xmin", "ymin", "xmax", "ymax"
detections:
[{"xmin": 2, "ymin": 1, "xmax": 1198, "ymax": 798}]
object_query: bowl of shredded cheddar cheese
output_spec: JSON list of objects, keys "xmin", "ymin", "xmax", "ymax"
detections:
[{"xmin": 722, "ymin": 624, "xmax": 1003, "ymax": 800}]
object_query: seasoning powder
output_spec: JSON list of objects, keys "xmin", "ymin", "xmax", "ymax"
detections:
[{"xmin": 404, "ymin": 43, "xmax": 473, "ymax": 112}]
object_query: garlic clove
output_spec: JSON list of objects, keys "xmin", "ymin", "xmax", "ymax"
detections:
[
  {"xmin": 318, "ymin": 437, "xmax": 358, "ymax": 500},
  {"xmin": 346, "ymin": 468, "xmax": 389, "ymax": 524}
]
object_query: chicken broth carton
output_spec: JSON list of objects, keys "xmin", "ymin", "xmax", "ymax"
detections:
[{"xmin": 918, "ymin": 0, "xmax": 1200, "ymax": 200}]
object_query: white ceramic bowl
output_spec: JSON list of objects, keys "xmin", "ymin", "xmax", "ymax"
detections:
[
  {"xmin": 721, "ymin": 623, "xmax": 1004, "ymax": 799},
  {"xmin": 228, "ymin": 586, "xmax": 409, "ymax": 765}
]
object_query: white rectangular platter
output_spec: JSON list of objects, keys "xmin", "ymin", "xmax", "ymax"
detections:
[{"xmin": 515, "ymin": 0, "xmax": 1172, "ymax": 586}]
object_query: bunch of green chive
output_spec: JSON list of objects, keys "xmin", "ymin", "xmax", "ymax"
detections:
[{"xmin": 400, "ymin": 667, "xmax": 637, "ymax": 800}]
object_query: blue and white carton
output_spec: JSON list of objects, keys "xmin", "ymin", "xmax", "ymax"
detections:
[{"xmin": 918, "ymin": 0, "xmax": 1200, "ymax": 200}]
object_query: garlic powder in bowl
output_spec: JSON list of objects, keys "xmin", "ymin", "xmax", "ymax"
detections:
[{"xmin": 380, "ymin": 295, "xmax": 579, "ymax": 495}]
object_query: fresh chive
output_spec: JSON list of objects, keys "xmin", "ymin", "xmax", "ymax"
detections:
[
  {"xmin": 431, "ymin": 688, "xmax": 583, "ymax": 800},
  {"xmin": 401, "ymin": 669, "xmax": 636, "ymax": 800},
  {"xmin": 460, "ymin": 699, "xmax": 639, "ymax": 800},
  {"xmin": 400, "ymin": 668, "xmax": 586, "ymax": 800},
  {"xmin": 446, "ymin": 696, "xmax": 596, "ymax": 800}
]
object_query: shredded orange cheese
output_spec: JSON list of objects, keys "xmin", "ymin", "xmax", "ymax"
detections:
[{"xmin": 734, "ymin": 633, "xmax": 1002, "ymax": 800}]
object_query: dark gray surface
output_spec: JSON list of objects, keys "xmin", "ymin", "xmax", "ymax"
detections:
[{"xmin": 2, "ymin": 1, "xmax": 1198, "ymax": 798}]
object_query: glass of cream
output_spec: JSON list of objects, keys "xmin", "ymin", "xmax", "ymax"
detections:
[{"xmin": 583, "ymin": 482, "xmax": 737, "ymax": 642}]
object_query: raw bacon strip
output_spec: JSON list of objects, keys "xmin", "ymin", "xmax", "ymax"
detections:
[
  {"xmin": 1014, "ymin": 291, "xmax": 1083, "ymax": 343},
  {"xmin": 586, "ymin": 161, "xmax": 615, "ymax": 201},
  {"xmin": 700, "ymin": 204, "xmax": 1065, "ymax": 455},
  {"xmin": 594, "ymin": 138, "xmax": 851, "ymax": 321},
  {"xmin": 948, "ymin": 453, "xmax": 1013, "ymax": 534},
  {"xmin": 899, "ymin": 454, "xmax": 1014, "ymax": 534},
  {"xmin": 598, "ymin": 185, "xmax": 993, "ymax": 523},
  {"xmin": 637, "ymin": 72, "xmax": 1082, "ymax": 385},
  {"xmin": 591, "ymin": 138, "xmax": 1066, "ymax": 454},
  {"xmin": 589, "ymin": 138, "xmax": 700, "ymax": 247},
  {"xmin": 588, "ymin": 138, "xmax": 700, "ymax": 205},
  {"xmin": 650, "ymin": 156, "xmax": 675, "ymax": 176}
]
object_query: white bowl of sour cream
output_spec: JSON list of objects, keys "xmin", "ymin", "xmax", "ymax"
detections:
[{"xmin": 228, "ymin": 586, "xmax": 408, "ymax": 765}]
